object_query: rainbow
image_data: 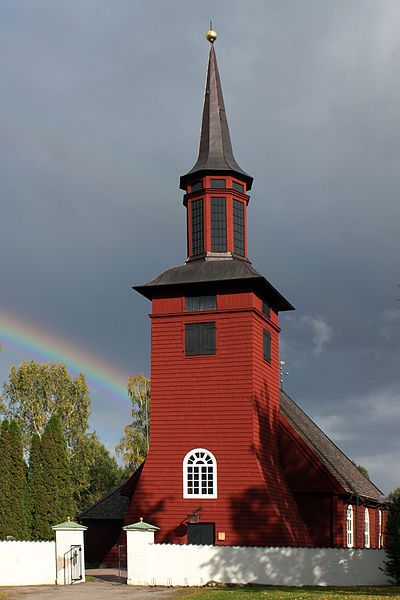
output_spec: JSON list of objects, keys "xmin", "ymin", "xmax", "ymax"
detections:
[{"xmin": 0, "ymin": 309, "xmax": 132, "ymax": 405}]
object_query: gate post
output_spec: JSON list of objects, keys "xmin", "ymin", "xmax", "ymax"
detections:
[
  {"xmin": 52, "ymin": 519, "xmax": 87, "ymax": 585},
  {"xmin": 123, "ymin": 519, "xmax": 159, "ymax": 585}
]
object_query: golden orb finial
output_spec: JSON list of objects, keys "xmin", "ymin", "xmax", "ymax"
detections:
[{"xmin": 206, "ymin": 28, "xmax": 217, "ymax": 44}]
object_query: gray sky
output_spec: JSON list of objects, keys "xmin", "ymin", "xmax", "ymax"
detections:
[{"xmin": 1, "ymin": 0, "xmax": 399, "ymax": 494}]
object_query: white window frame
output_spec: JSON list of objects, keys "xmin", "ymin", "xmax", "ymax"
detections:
[
  {"xmin": 346, "ymin": 505, "xmax": 354, "ymax": 548},
  {"xmin": 378, "ymin": 509, "xmax": 383, "ymax": 548},
  {"xmin": 183, "ymin": 448, "xmax": 217, "ymax": 499},
  {"xmin": 364, "ymin": 508, "xmax": 370, "ymax": 548}
]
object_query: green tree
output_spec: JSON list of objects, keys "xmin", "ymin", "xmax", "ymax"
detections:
[
  {"xmin": 28, "ymin": 433, "xmax": 43, "ymax": 539},
  {"xmin": 77, "ymin": 434, "xmax": 127, "ymax": 511},
  {"xmin": 0, "ymin": 420, "xmax": 29, "ymax": 540},
  {"xmin": 0, "ymin": 420, "xmax": 13, "ymax": 539},
  {"xmin": 383, "ymin": 488, "xmax": 400, "ymax": 584},
  {"xmin": 356, "ymin": 464, "xmax": 370, "ymax": 479},
  {"xmin": 32, "ymin": 415, "xmax": 74, "ymax": 540},
  {"xmin": 116, "ymin": 374, "xmax": 150, "ymax": 470},
  {"xmin": 1, "ymin": 361, "xmax": 90, "ymax": 451},
  {"xmin": 8, "ymin": 420, "xmax": 29, "ymax": 539}
]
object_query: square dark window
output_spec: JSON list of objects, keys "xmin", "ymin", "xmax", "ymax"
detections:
[
  {"xmin": 262, "ymin": 301, "xmax": 271, "ymax": 319},
  {"xmin": 232, "ymin": 181, "xmax": 244, "ymax": 193},
  {"xmin": 185, "ymin": 322, "xmax": 216, "ymax": 356},
  {"xmin": 263, "ymin": 329, "xmax": 271, "ymax": 363},
  {"xmin": 185, "ymin": 295, "xmax": 216, "ymax": 312},
  {"xmin": 210, "ymin": 179, "xmax": 226, "ymax": 189}
]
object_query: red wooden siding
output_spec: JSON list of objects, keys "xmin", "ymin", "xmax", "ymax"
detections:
[{"xmin": 126, "ymin": 289, "xmax": 310, "ymax": 546}]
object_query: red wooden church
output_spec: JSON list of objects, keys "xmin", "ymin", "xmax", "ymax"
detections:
[{"xmin": 80, "ymin": 32, "xmax": 385, "ymax": 565}]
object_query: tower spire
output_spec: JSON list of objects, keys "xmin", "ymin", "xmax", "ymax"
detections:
[{"xmin": 180, "ymin": 34, "xmax": 253, "ymax": 191}]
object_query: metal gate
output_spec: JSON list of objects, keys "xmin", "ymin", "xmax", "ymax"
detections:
[
  {"xmin": 118, "ymin": 544, "xmax": 127, "ymax": 578},
  {"xmin": 64, "ymin": 545, "xmax": 83, "ymax": 584}
]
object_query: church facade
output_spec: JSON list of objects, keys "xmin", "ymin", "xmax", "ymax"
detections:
[{"xmin": 80, "ymin": 33, "xmax": 385, "ymax": 565}]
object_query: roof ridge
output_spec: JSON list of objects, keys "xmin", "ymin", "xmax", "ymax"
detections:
[{"xmin": 78, "ymin": 481, "xmax": 127, "ymax": 518}]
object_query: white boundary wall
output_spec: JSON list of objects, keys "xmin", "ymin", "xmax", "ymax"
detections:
[
  {"xmin": 0, "ymin": 541, "xmax": 56, "ymax": 586},
  {"xmin": 146, "ymin": 544, "xmax": 388, "ymax": 587}
]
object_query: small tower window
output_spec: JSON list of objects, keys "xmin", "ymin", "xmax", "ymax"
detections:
[
  {"xmin": 378, "ymin": 509, "xmax": 383, "ymax": 548},
  {"xmin": 185, "ymin": 295, "xmax": 216, "ymax": 312},
  {"xmin": 183, "ymin": 448, "xmax": 217, "ymax": 498},
  {"xmin": 262, "ymin": 300, "xmax": 271, "ymax": 319},
  {"xmin": 232, "ymin": 181, "xmax": 244, "ymax": 193},
  {"xmin": 190, "ymin": 181, "xmax": 203, "ymax": 192},
  {"xmin": 185, "ymin": 322, "xmax": 216, "ymax": 356},
  {"xmin": 263, "ymin": 329, "xmax": 271, "ymax": 362},
  {"xmin": 364, "ymin": 508, "xmax": 370, "ymax": 548},
  {"xmin": 210, "ymin": 178, "xmax": 226, "ymax": 189},
  {"xmin": 346, "ymin": 505, "xmax": 354, "ymax": 548},
  {"xmin": 191, "ymin": 199, "xmax": 204, "ymax": 256},
  {"xmin": 211, "ymin": 197, "xmax": 227, "ymax": 252},
  {"xmin": 233, "ymin": 200, "xmax": 245, "ymax": 256}
]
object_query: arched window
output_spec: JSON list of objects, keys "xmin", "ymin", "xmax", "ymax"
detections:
[
  {"xmin": 364, "ymin": 508, "xmax": 370, "ymax": 548},
  {"xmin": 183, "ymin": 448, "xmax": 217, "ymax": 499},
  {"xmin": 346, "ymin": 505, "xmax": 354, "ymax": 548},
  {"xmin": 378, "ymin": 509, "xmax": 383, "ymax": 548}
]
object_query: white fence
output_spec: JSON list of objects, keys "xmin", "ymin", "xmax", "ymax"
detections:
[
  {"xmin": 0, "ymin": 523, "xmax": 86, "ymax": 587},
  {"xmin": 124, "ymin": 526, "xmax": 389, "ymax": 587},
  {"xmin": 148, "ymin": 544, "xmax": 388, "ymax": 586},
  {"xmin": 0, "ymin": 541, "xmax": 56, "ymax": 586}
]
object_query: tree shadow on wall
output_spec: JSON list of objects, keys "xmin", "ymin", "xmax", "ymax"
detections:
[{"xmin": 199, "ymin": 384, "xmax": 386, "ymax": 587}]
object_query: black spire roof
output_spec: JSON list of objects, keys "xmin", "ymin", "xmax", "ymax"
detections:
[{"xmin": 180, "ymin": 44, "xmax": 253, "ymax": 191}]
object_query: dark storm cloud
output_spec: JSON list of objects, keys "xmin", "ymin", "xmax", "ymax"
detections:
[{"xmin": 1, "ymin": 0, "xmax": 399, "ymax": 491}]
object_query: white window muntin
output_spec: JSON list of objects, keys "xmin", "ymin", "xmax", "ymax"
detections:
[
  {"xmin": 364, "ymin": 508, "xmax": 370, "ymax": 548},
  {"xmin": 183, "ymin": 448, "xmax": 217, "ymax": 499},
  {"xmin": 346, "ymin": 505, "xmax": 354, "ymax": 548}
]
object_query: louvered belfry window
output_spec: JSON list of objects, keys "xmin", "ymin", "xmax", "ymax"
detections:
[
  {"xmin": 233, "ymin": 199, "xmax": 245, "ymax": 256},
  {"xmin": 211, "ymin": 197, "xmax": 227, "ymax": 252},
  {"xmin": 185, "ymin": 295, "xmax": 216, "ymax": 312},
  {"xmin": 263, "ymin": 329, "xmax": 271, "ymax": 362},
  {"xmin": 191, "ymin": 199, "xmax": 204, "ymax": 256},
  {"xmin": 185, "ymin": 322, "xmax": 216, "ymax": 356},
  {"xmin": 183, "ymin": 449, "xmax": 217, "ymax": 498}
]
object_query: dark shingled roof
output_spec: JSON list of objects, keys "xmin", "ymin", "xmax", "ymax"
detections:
[
  {"xmin": 78, "ymin": 485, "xmax": 129, "ymax": 521},
  {"xmin": 280, "ymin": 391, "xmax": 384, "ymax": 502},
  {"xmin": 180, "ymin": 45, "xmax": 253, "ymax": 191},
  {"xmin": 134, "ymin": 258, "xmax": 294, "ymax": 312}
]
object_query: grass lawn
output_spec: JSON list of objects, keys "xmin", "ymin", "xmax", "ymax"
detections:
[{"xmin": 181, "ymin": 586, "xmax": 400, "ymax": 600}]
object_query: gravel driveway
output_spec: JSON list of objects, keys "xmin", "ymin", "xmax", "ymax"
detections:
[{"xmin": 0, "ymin": 571, "xmax": 184, "ymax": 600}]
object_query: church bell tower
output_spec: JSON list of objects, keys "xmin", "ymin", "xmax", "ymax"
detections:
[{"xmin": 127, "ymin": 30, "xmax": 311, "ymax": 547}]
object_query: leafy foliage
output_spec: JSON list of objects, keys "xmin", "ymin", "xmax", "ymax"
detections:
[
  {"xmin": 383, "ymin": 487, "xmax": 400, "ymax": 584},
  {"xmin": 73, "ymin": 432, "xmax": 127, "ymax": 513},
  {"xmin": 1, "ymin": 361, "xmax": 90, "ymax": 451},
  {"xmin": 116, "ymin": 374, "xmax": 150, "ymax": 469},
  {"xmin": 0, "ymin": 420, "xmax": 29, "ymax": 540},
  {"xmin": 31, "ymin": 415, "xmax": 74, "ymax": 540},
  {"xmin": 356, "ymin": 464, "xmax": 370, "ymax": 479}
]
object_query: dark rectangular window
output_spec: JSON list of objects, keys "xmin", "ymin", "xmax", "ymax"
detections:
[
  {"xmin": 263, "ymin": 329, "xmax": 271, "ymax": 362},
  {"xmin": 191, "ymin": 199, "xmax": 204, "ymax": 256},
  {"xmin": 210, "ymin": 178, "xmax": 226, "ymax": 189},
  {"xmin": 187, "ymin": 523, "xmax": 215, "ymax": 545},
  {"xmin": 191, "ymin": 181, "xmax": 203, "ymax": 192},
  {"xmin": 232, "ymin": 181, "xmax": 244, "ymax": 193},
  {"xmin": 262, "ymin": 300, "xmax": 271, "ymax": 319},
  {"xmin": 185, "ymin": 322, "xmax": 216, "ymax": 356},
  {"xmin": 185, "ymin": 295, "xmax": 216, "ymax": 312},
  {"xmin": 233, "ymin": 199, "xmax": 245, "ymax": 256},
  {"xmin": 211, "ymin": 197, "xmax": 227, "ymax": 252}
]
